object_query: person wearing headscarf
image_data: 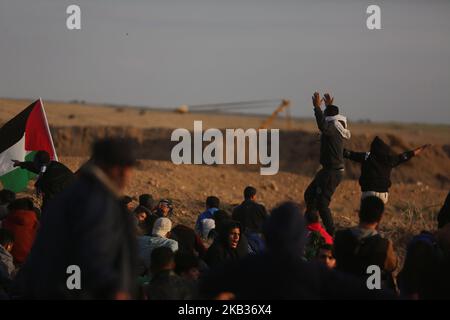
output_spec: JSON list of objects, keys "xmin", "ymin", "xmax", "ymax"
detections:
[{"xmin": 304, "ymin": 92, "xmax": 351, "ymax": 236}]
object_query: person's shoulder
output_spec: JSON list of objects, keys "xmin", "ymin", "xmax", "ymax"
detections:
[
  {"xmin": 49, "ymin": 161, "xmax": 73, "ymax": 172},
  {"xmin": 256, "ymin": 202, "xmax": 267, "ymax": 210},
  {"xmin": 198, "ymin": 210, "xmax": 210, "ymax": 219},
  {"xmin": 164, "ymin": 238, "xmax": 178, "ymax": 249},
  {"xmin": 335, "ymin": 228, "xmax": 351, "ymax": 237}
]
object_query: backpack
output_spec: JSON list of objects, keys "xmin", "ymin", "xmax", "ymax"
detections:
[{"xmin": 335, "ymin": 229, "xmax": 389, "ymax": 276}]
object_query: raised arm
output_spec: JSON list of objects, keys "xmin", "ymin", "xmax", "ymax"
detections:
[
  {"xmin": 343, "ymin": 149, "xmax": 368, "ymax": 163},
  {"xmin": 390, "ymin": 144, "xmax": 430, "ymax": 167},
  {"xmin": 11, "ymin": 160, "xmax": 40, "ymax": 174},
  {"xmin": 312, "ymin": 92, "xmax": 329, "ymax": 134}
]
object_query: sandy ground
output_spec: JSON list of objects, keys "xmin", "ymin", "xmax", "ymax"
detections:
[{"xmin": 1, "ymin": 97, "xmax": 450, "ymax": 267}]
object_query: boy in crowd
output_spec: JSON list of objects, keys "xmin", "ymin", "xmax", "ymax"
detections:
[
  {"xmin": 344, "ymin": 136, "xmax": 429, "ymax": 204},
  {"xmin": 334, "ymin": 196, "xmax": 398, "ymax": 289}
]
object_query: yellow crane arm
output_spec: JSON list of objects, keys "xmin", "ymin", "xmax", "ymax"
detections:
[{"xmin": 258, "ymin": 99, "xmax": 291, "ymax": 129}]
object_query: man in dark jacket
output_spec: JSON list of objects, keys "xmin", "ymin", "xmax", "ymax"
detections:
[
  {"xmin": 13, "ymin": 138, "xmax": 139, "ymax": 299},
  {"xmin": 344, "ymin": 136, "xmax": 428, "ymax": 204},
  {"xmin": 232, "ymin": 186, "xmax": 268, "ymax": 234},
  {"xmin": 232, "ymin": 186, "xmax": 268, "ymax": 253},
  {"xmin": 200, "ymin": 202, "xmax": 396, "ymax": 300},
  {"xmin": 12, "ymin": 151, "xmax": 75, "ymax": 210},
  {"xmin": 304, "ymin": 92, "xmax": 351, "ymax": 235}
]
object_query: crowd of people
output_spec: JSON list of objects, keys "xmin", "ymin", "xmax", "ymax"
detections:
[{"xmin": 0, "ymin": 92, "xmax": 448, "ymax": 300}]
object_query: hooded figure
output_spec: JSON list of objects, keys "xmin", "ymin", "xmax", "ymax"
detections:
[
  {"xmin": 199, "ymin": 202, "xmax": 396, "ymax": 300},
  {"xmin": 12, "ymin": 151, "xmax": 75, "ymax": 210},
  {"xmin": 204, "ymin": 220, "xmax": 248, "ymax": 268},
  {"xmin": 344, "ymin": 136, "xmax": 428, "ymax": 203}
]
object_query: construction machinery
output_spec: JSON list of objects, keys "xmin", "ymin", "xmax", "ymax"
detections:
[{"xmin": 175, "ymin": 99, "xmax": 292, "ymax": 129}]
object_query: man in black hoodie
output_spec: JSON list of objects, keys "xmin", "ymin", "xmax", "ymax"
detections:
[
  {"xmin": 304, "ymin": 92, "xmax": 351, "ymax": 236},
  {"xmin": 344, "ymin": 136, "xmax": 428, "ymax": 204},
  {"xmin": 12, "ymin": 151, "xmax": 74, "ymax": 211}
]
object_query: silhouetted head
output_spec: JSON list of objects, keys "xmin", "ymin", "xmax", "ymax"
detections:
[
  {"xmin": 206, "ymin": 196, "xmax": 220, "ymax": 209},
  {"xmin": 324, "ymin": 105, "xmax": 339, "ymax": 117},
  {"xmin": 244, "ymin": 186, "xmax": 257, "ymax": 201},
  {"xmin": 264, "ymin": 202, "xmax": 306, "ymax": 257},
  {"xmin": 359, "ymin": 196, "xmax": 385, "ymax": 225},
  {"xmin": 92, "ymin": 138, "xmax": 137, "ymax": 168},
  {"xmin": 33, "ymin": 150, "xmax": 51, "ymax": 169},
  {"xmin": 139, "ymin": 194, "xmax": 154, "ymax": 209},
  {"xmin": 175, "ymin": 252, "xmax": 200, "ymax": 281},
  {"xmin": 92, "ymin": 137, "xmax": 137, "ymax": 191},
  {"xmin": 150, "ymin": 246, "xmax": 175, "ymax": 275}
]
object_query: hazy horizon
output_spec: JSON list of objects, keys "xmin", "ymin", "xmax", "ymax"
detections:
[{"xmin": 1, "ymin": 0, "xmax": 449, "ymax": 124}]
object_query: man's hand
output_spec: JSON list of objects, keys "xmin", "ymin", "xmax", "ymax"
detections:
[
  {"xmin": 414, "ymin": 144, "xmax": 431, "ymax": 156},
  {"xmin": 11, "ymin": 160, "xmax": 21, "ymax": 167},
  {"xmin": 312, "ymin": 92, "xmax": 322, "ymax": 109},
  {"xmin": 323, "ymin": 93, "xmax": 334, "ymax": 106}
]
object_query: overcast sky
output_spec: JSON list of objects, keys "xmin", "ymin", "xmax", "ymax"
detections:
[{"xmin": 1, "ymin": 0, "xmax": 449, "ymax": 123}]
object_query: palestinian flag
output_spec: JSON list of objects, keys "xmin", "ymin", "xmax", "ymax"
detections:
[{"xmin": 0, "ymin": 99, "xmax": 57, "ymax": 192}]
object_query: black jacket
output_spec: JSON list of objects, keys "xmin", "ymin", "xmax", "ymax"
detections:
[
  {"xmin": 314, "ymin": 108, "xmax": 346, "ymax": 170},
  {"xmin": 232, "ymin": 200, "xmax": 268, "ymax": 233},
  {"xmin": 13, "ymin": 165, "xmax": 138, "ymax": 299},
  {"xmin": 344, "ymin": 137, "xmax": 415, "ymax": 192},
  {"xmin": 19, "ymin": 160, "xmax": 75, "ymax": 209},
  {"xmin": 199, "ymin": 252, "xmax": 396, "ymax": 300}
]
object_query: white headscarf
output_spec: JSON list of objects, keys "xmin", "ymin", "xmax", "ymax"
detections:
[{"xmin": 325, "ymin": 114, "xmax": 351, "ymax": 139}]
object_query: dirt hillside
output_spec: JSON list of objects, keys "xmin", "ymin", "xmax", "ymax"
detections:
[{"xmin": 1, "ymin": 98, "xmax": 449, "ymax": 267}]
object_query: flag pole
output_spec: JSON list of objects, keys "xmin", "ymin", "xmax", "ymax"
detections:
[{"xmin": 39, "ymin": 97, "xmax": 58, "ymax": 161}]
